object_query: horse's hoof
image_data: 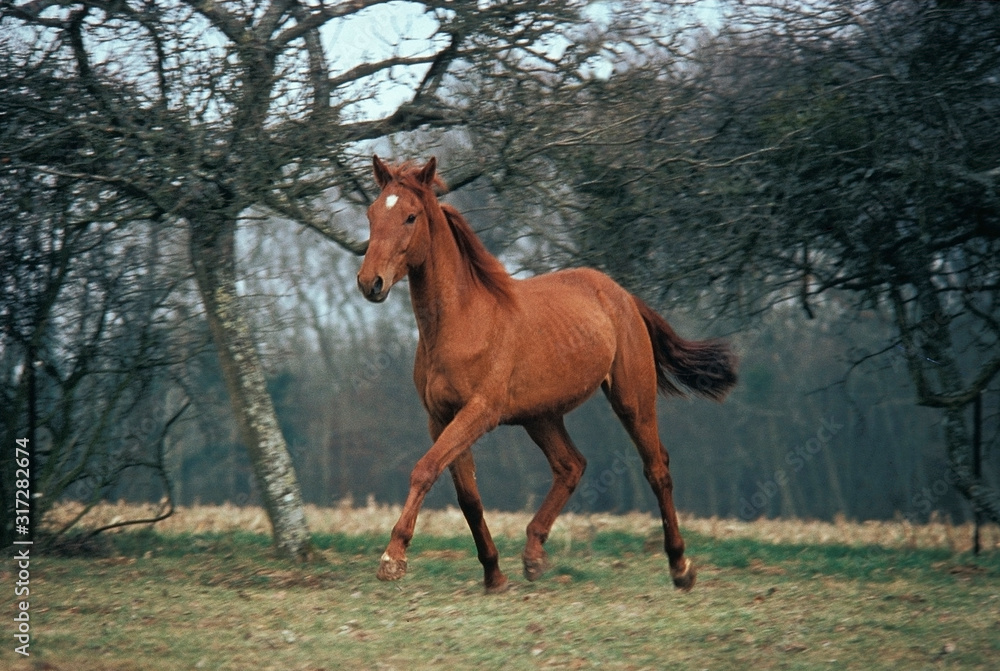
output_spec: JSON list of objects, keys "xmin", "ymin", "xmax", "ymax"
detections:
[
  {"xmin": 670, "ymin": 558, "xmax": 696, "ymax": 592},
  {"xmin": 377, "ymin": 553, "xmax": 407, "ymax": 582},
  {"xmin": 485, "ymin": 574, "xmax": 510, "ymax": 595},
  {"xmin": 522, "ymin": 554, "xmax": 549, "ymax": 582}
]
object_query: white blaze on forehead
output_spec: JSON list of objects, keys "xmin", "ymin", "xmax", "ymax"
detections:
[{"xmin": 385, "ymin": 194, "xmax": 399, "ymax": 210}]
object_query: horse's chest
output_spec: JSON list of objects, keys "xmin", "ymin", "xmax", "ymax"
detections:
[
  {"xmin": 420, "ymin": 371, "xmax": 461, "ymax": 416},
  {"xmin": 417, "ymin": 346, "xmax": 498, "ymax": 415}
]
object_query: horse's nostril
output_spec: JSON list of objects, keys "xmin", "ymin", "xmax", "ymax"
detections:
[{"xmin": 372, "ymin": 276, "xmax": 384, "ymax": 296}]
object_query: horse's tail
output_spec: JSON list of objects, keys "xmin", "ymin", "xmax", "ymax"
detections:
[{"xmin": 633, "ymin": 296, "xmax": 738, "ymax": 402}]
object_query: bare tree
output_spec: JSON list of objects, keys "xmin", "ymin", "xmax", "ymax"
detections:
[
  {"xmin": 0, "ymin": 53, "xmax": 198, "ymax": 547},
  {"xmin": 2, "ymin": 0, "xmax": 585, "ymax": 557}
]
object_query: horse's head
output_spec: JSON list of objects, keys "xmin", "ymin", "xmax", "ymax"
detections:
[{"xmin": 357, "ymin": 155, "xmax": 438, "ymax": 303}]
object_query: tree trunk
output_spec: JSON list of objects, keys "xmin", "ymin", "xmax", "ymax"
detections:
[
  {"xmin": 892, "ymin": 270, "xmax": 1000, "ymax": 526},
  {"xmin": 920, "ymin": 318, "xmax": 1000, "ymax": 525},
  {"xmin": 189, "ymin": 218, "xmax": 311, "ymax": 560}
]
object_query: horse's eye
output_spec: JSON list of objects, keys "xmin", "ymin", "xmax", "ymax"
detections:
[{"xmin": 405, "ymin": 214, "xmax": 417, "ymax": 225}]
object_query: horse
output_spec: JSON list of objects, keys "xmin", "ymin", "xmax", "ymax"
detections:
[{"xmin": 356, "ymin": 156, "xmax": 738, "ymax": 593}]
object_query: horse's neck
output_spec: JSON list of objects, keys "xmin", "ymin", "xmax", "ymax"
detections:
[{"xmin": 407, "ymin": 205, "xmax": 475, "ymax": 343}]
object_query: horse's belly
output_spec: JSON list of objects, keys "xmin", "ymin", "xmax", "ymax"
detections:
[{"xmin": 502, "ymin": 323, "xmax": 615, "ymax": 421}]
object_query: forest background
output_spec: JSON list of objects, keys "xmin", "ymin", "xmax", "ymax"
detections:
[{"xmin": 2, "ymin": 0, "xmax": 998, "ymax": 554}]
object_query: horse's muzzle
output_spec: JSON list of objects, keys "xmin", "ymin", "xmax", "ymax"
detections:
[{"xmin": 358, "ymin": 273, "xmax": 388, "ymax": 303}]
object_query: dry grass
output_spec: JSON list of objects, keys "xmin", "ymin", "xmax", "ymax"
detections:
[
  {"xmin": 45, "ymin": 500, "xmax": 1000, "ymax": 553},
  {"xmin": 17, "ymin": 501, "xmax": 1000, "ymax": 670}
]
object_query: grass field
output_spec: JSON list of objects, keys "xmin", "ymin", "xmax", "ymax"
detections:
[{"xmin": 4, "ymin": 503, "xmax": 999, "ymax": 670}]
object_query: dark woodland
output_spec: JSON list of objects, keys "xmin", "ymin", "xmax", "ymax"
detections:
[{"xmin": 2, "ymin": 0, "xmax": 998, "ymax": 552}]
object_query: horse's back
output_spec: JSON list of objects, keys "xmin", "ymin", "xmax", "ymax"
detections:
[
  {"xmin": 516, "ymin": 267, "xmax": 641, "ymax": 328},
  {"xmin": 500, "ymin": 268, "xmax": 642, "ymax": 421},
  {"xmin": 518, "ymin": 265, "xmax": 626, "ymax": 300}
]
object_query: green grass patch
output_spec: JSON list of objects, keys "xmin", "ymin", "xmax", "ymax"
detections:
[{"xmin": 9, "ymin": 528, "xmax": 999, "ymax": 670}]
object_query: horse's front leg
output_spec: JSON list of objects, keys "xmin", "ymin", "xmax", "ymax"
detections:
[{"xmin": 378, "ymin": 397, "xmax": 499, "ymax": 582}]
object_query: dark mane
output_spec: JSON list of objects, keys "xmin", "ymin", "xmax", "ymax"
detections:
[
  {"xmin": 384, "ymin": 161, "xmax": 513, "ymax": 303},
  {"xmin": 440, "ymin": 204, "xmax": 515, "ymax": 303}
]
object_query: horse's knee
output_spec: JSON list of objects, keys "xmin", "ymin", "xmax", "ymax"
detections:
[
  {"xmin": 409, "ymin": 460, "xmax": 439, "ymax": 494},
  {"xmin": 557, "ymin": 454, "xmax": 587, "ymax": 491}
]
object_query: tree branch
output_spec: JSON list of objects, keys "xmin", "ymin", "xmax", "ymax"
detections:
[
  {"xmin": 328, "ymin": 53, "xmax": 440, "ymax": 90},
  {"xmin": 273, "ymin": 0, "xmax": 402, "ymax": 47},
  {"xmin": 339, "ymin": 103, "xmax": 464, "ymax": 143},
  {"xmin": 2, "ymin": 0, "xmax": 66, "ymax": 25},
  {"xmin": 182, "ymin": 0, "xmax": 248, "ymax": 44},
  {"xmin": 262, "ymin": 192, "xmax": 369, "ymax": 255}
]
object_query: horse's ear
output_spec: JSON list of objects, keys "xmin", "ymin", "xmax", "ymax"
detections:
[
  {"xmin": 372, "ymin": 154, "xmax": 392, "ymax": 189},
  {"xmin": 417, "ymin": 156, "xmax": 437, "ymax": 186}
]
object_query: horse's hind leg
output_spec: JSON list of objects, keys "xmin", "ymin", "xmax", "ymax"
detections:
[
  {"xmin": 522, "ymin": 417, "xmax": 587, "ymax": 581},
  {"xmin": 448, "ymin": 449, "xmax": 508, "ymax": 593},
  {"xmin": 604, "ymin": 372, "xmax": 695, "ymax": 591}
]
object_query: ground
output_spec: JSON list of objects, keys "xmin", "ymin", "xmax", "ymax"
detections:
[{"xmin": 3, "ymin": 503, "xmax": 998, "ymax": 670}]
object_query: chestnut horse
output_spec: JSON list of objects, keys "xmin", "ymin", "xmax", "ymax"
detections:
[{"xmin": 356, "ymin": 156, "xmax": 737, "ymax": 593}]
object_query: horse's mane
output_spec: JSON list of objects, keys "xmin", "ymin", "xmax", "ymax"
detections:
[
  {"xmin": 440, "ymin": 204, "xmax": 514, "ymax": 303},
  {"xmin": 384, "ymin": 161, "xmax": 514, "ymax": 303}
]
